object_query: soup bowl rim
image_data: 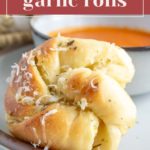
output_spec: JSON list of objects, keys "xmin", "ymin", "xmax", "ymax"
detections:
[{"xmin": 31, "ymin": 23, "xmax": 150, "ymax": 52}]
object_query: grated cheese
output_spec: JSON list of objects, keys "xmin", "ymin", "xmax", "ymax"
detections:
[
  {"xmin": 32, "ymin": 127, "xmax": 38, "ymax": 139},
  {"xmin": 11, "ymin": 63, "xmax": 20, "ymax": 76},
  {"xmin": 22, "ymin": 86, "xmax": 30, "ymax": 92},
  {"xmin": 58, "ymin": 77, "xmax": 66, "ymax": 84},
  {"xmin": 15, "ymin": 86, "xmax": 33, "ymax": 102},
  {"xmin": 32, "ymin": 127, "xmax": 41, "ymax": 146},
  {"xmin": 24, "ymin": 116, "xmax": 30, "ymax": 120},
  {"xmin": 44, "ymin": 146, "xmax": 49, "ymax": 150},
  {"xmin": 15, "ymin": 87, "xmax": 23, "ymax": 101},
  {"xmin": 24, "ymin": 72, "xmax": 32, "ymax": 80},
  {"xmin": 33, "ymin": 91, "xmax": 39, "ymax": 96},
  {"xmin": 6, "ymin": 77, "xmax": 10, "ymax": 83},
  {"xmin": 9, "ymin": 70, "xmax": 16, "ymax": 84},
  {"xmin": 90, "ymin": 78, "xmax": 98, "ymax": 89},
  {"xmin": 36, "ymin": 95, "xmax": 59, "ymax": 106},
  {"xmin": 14, "ymin": 75, "xmax": 22, "ymax": 83},
  {"xmin": 21, "ymin": 65, "xmax": 27, "ymax": 71},
  {"xmin": 27, "ymin": 50, "xmax": 35, "ymax": 65},
  {"xmin": 50, "ymin": 47, "xmax": 68, "ymax": 52},
  {"xmin": 22, "ymin": 52, "xmax": 28, "ymax": 59},
  {"xmin": 36, "ymin": 95, "xmax": 50, "ymax": 106},
  {"xmin": 48, "ymin": 95, "xmax": 60, "ymax": 102},
  {"xmin": 41, "ymin": 109, "xmax": 58, "ymax": 126},
  {"xmin": 32, "ymin": 143, "xmax": 38, "ymax": 148},
  {"xmin": 22, "ymin": 96, "xmax": 34, "ymax": 105},
  {"xmin": 78, "ymin": 98, "xmax": 88, "ymax": 110},
  {"xmin": 61, "ymin": 65, "xmax": 72, "ymax": 72}
]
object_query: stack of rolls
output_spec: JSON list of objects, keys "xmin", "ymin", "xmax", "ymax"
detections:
[{"xmin": 5, "ymin": 36, "xmax": 136, "ymax": 150}]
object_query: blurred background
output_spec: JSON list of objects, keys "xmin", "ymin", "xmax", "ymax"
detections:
[{"xmin": 0, "ymin": 15, "xmax": 33, "ymax": 50}]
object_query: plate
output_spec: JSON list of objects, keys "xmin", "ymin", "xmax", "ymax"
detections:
[
  {"xmin": 0, "ymin": 45, "xmax": 34, "ymax": 134},
  {"xmin": 0, "ymin": 45, "xmax": 150, "ymax": 150}
]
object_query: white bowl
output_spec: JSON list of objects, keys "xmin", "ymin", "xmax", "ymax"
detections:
[{"xmin": 30, "ymin": 15, "xmax": 150, "ymax": 96}]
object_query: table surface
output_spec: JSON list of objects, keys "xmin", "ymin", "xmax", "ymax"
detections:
[{"xmin": 0, "ymin": 45, "xmax": 150, "ymax": 150}]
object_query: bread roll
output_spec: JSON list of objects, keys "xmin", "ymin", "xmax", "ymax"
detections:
[{"xmin": 5, "ymin": 36, "xmax": 136, "ymax": 150}]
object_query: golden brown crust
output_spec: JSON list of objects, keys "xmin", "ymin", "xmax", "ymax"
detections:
[
  {"xmin": 57, "ymin": 68, "xmax": 136, "ymax": 134},
  {"xmin": 5, "ymin": 36, "xmax": 136, "ymax": 150},
  {"xmin": 9, "ymin": 104, "xmax": 99, "ymax": 150}
]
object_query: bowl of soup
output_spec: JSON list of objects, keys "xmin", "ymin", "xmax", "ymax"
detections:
[{"xmin": 30, "ymin": 15, "xmax": 150, "ymax": 95}]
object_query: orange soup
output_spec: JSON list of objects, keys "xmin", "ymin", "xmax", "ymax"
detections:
[{"xmin": 49, "ymin": 26, "xmax": 150, "ymax": 47}]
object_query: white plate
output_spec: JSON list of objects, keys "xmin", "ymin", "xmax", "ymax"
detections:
[{"xmin": 0, "ymin": 45, "xmax": 150, "ymax": 150}]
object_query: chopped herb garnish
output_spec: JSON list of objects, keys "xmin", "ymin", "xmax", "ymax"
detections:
[
  {"xmin": 121, "ymin": 117, "xmax": 124, "ymax": 120},
  {"xmin": 108, "ymin": 99, "xmax": 112, "ymax": 102},
  {"xmin": 101, "ymin": 138, "xmax": 105, "ymax": 142},
  {"xmin": 94, "ymin": 82, "xmax": 99, "ymax": 87},
  {"xmin": 58, "ymin": 42, "xmax": 62, "ymax": 47},
  {"xmin": 73, "ymin": 46, "xmax": 77, "ymax": 50},
  {"xmin": 93, "ymin": 144, "xmax": 101, "ymax": 148},
  {"xmin": 67, "ymin": 40, "xmax": 75, "ymax": 46}
]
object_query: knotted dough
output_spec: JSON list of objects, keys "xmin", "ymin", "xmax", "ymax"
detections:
[{"xmin": 5, "ymin": 36, "xmax": 136, "ymax": 150}]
